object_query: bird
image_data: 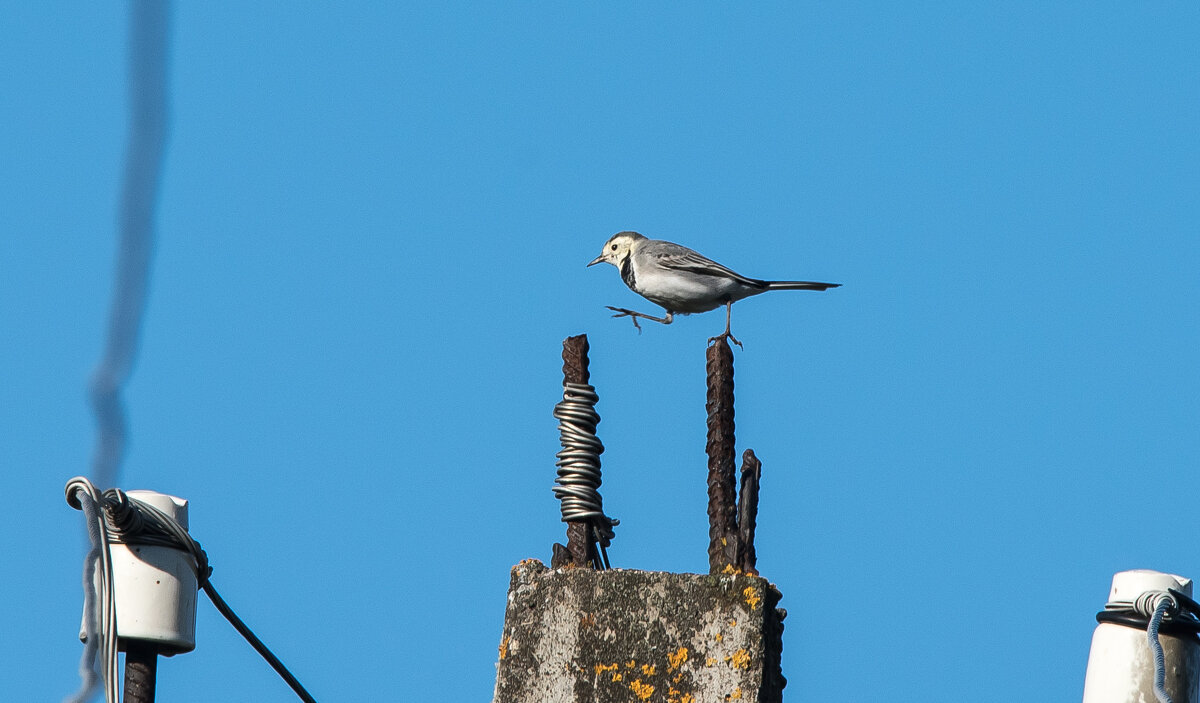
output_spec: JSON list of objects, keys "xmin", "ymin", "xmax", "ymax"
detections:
[{"xmin": 587, "ymin": 231, "xmax": 839, "ymax": 346}]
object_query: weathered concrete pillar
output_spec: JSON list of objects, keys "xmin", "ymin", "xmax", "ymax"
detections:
[{"xmin": 493, "ymin": 560, "xmax": 786, "ymax": 703}]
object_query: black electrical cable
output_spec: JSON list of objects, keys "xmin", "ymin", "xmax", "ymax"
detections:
[
  {"xmin": 199, "ymin": 579, "xmax": 317, "ymax": 703},
  {"xmin": 124, "ymin": 494, "xmax": 318, "ymax": 702},
  {"xmin": 1169, "ymin": 588, "xmax": 1200, "ymax": 620},
  {"xmin": 1095, "ymin": 611, "xmax": 1200, "ymax": 639},
  {"xmin": 1096, "ymin": 587, "xmax": 1200, "ymax": 640}
]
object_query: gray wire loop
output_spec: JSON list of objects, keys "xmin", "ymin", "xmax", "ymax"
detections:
[
  {"xmin": 552, "ymin": 382, "xmax": 618, "ymax": 549},
  {"xmin": 1147, "ymin": 596, "xmax": 1175, "ymax": 703},
  {"xmin": 1131, "ymin": 591, "xmax": 1179, "ymax": 620},
  {"xmin": 1104, "ymin": 590, "xmax": 1183, "ymax": 703},
  {"xmin": 65, "ymin": 477, "xmax": 119, "ymax": 703},
  {"xmin": 99, "ymin": 487, "xmax": 211, "ymax": 580}
]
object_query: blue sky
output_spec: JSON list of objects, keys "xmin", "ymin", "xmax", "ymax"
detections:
[{"xmin": 2, "ymin": 3, "xmax": 1197, "ymax": 701}]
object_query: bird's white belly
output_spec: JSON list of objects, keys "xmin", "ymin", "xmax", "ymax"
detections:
[{"xmin": 634, "ymin": 268, "xmax": 741, "ymax": 313}]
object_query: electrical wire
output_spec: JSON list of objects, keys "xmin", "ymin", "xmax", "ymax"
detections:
[
  {"xmin": 65, "ymin": 479, "xmax": 119, "ymax": 703},
  {"xmin": 1147, "ymin": 595, "xmax": 1175, "ymax": 703},
  {"xmin": 1096, "ymin": 587, "xmax": 1200, "ymax": 703},
  {"xmin": 65, "ymin": 477, "xmax": 318, "ymax": 703},
  {"xmin": 200, "ymin": 581, "xmax": 316, "ymax": 703},
  {"xmin": 89, "ymin": 0, "xmax": 169, "ymax": 491},
  {"xmin": 72, "ymin": 3, "xmax": 170, "ymax": 698}
]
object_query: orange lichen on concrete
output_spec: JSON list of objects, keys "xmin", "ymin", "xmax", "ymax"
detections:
[
  {"xmin": 494, "ymin": 564, "xmax": 785, "ymax": 702},
  {"xmin": 667, "ymin": 646, "xmax": 689, "ymax": 671},
  {"xmin": 630, "ymin": 679, "xmax": 655, "ymax": 700},
  {"xmin": 594, "ymin": 663, "xmax": 618, "ymax": 676},
  {"xmin": 742, "ymin": 586, "xmax": 761, "ymax": 610}
]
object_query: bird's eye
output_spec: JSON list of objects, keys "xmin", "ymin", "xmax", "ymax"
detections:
[{"xmin": 610, "ymin": 244, "xmax": 618, "ymax": 251}]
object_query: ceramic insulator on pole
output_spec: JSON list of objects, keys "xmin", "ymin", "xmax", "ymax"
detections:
[
  {"xmin": 1082, "ymin": 569, "xmax": 1200, "ymax": 703},
  {"xmin": 79, "ymin": 490, "xmax": 198, "ymax": 654}
]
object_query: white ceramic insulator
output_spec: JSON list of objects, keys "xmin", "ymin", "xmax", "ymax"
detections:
[
  {"xmin": 79, "ymin": 490, "xmax": 198, "ymax": 655},
  {"xmin": 1082, "ymin": 570, "xmax": 1200, "ymax": 703}
]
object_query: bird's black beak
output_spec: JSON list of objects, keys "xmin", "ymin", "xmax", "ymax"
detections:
[{"xmin": 587, "ymin": 254, "xmax": 605, "ymax": 267}]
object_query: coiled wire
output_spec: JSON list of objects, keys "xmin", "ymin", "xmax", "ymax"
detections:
[
  {"xmin": 1098, "ymin": 588, "xmax": 1200, "ymax": 703},
  {"xmin": 552, "ymin": 382, "xmax": 618, "ymax": 567},
  {"xmin": 1147, "ymin": 596, "xmax": 1175, "ymax": 703}
]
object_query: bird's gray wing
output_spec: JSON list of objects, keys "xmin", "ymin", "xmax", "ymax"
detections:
[{"xmin": 646, "ymin": 243, "xmax": 766, "ymax": 287}]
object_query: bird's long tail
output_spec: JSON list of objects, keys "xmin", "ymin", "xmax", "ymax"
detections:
[{"xmin": 762, "ymin": 280, "xmax": 841, "ymax": 291}]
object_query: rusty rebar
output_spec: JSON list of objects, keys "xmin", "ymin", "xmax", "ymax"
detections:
[
  {"xmin": 561, "ymin": 334, "xmax": 595, "ymax": 568},
  {"xmin": 705, "ymin": 336, "xmax": 739, "ymax": 573},
  {"xmin": 562, "ymin": 334, "xmax": 590, "ymax": 386},
  {"xmin": 737, "ymin": 449, "xmax": 762, "ymax": 575},
  {"xmin": 122, "ymin": 641, "xmax": 158, "ymax": 703}
]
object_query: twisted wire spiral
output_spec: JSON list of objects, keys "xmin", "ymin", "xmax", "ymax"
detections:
[{"xmin": 552, "ymin": 382, "xmax": 617, "ymax": 548}]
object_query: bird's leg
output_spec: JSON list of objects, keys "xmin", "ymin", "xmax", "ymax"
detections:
[
  {"xmin": 707, "ymin": 301, "xmax": 743, "ymax": 348},
  {"xmin": 606, "ymin": 306, "xmax": 673, "ymax": 334}
]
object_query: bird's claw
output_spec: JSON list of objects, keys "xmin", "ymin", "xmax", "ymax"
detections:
[
  {"xmin": 606, "ymin": 306, "xmax": 643, "ymax": 333},
  {"xmin": 707, "ymin": 331, "xmax": 743, "ymax": 349}
]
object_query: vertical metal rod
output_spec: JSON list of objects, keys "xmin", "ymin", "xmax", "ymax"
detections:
[
  {"xmin": 705, "ymin": 337, "xmax": 739, "ymax": 573},
  {"xmin": 122, "ymin": 641, "xmax": 157, "ymax": 703},
  {"xmin": 737, "ymin": 449, "xmax": 762, "ymax": 575},
  {"xmin": 562, "ymin": 334, "xmax": 595, "ymax": 569}
]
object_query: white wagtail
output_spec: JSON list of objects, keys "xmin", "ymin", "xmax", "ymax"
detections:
[{"xmin": 588, "ymin": 231, "xmax": 840, "ymax": 346}]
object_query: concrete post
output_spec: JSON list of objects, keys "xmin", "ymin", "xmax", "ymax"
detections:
[{"xmin": 493, "ymin": 560, "xmax": 785, "ymax": 703}]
